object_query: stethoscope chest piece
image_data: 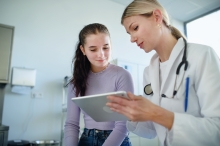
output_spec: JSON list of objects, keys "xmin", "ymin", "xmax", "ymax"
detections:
[{"xmin": 144, "ymin": 84, "xmax": 153, "ymax": 95}]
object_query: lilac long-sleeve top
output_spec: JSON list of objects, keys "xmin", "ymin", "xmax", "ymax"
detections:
[{"xmin": 64, "ymin": 64, "xmax": 134, "ymax": 146}]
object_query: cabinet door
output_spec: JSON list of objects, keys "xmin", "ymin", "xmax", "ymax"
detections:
[
  {"xmin": 0, "ymin": 132, "xmax": 4, "ymax": 146},
  {"xmin": 0, "ymin": 24, "xmax": 14, "ymax": 83}
]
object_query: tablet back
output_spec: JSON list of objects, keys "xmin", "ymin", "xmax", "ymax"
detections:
[{"xmin": 71, "ymin": 91, "xmax": 129, "ymax": 122}]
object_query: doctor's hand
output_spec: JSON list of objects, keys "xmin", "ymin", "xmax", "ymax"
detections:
[
  {"xmin": 106, "ymin": 92, "xmax": 156, "ymax": 121},
  {"xmin": 106, "ymin": 92, "xmax": 174, "ymax": 130}
]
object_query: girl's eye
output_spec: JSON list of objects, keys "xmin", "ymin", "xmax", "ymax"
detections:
[
  {"xmin": 90, "ymin": 49, "xmax": 96, "ymax": 52},
  {"xmin": 103, "ymin": 47, "xmax": 109, "ymax": 50},
  {"xmin": 134, "ymin": 26, "xmax": 138, "ymax": 31}
]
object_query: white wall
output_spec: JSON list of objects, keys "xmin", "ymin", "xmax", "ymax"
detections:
[{"xmin": 0, "ymin": 0, "xmax": 184, "ymax": 142}]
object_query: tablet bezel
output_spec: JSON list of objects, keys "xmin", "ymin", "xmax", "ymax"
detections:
[{"xmin": 71, "ymin": 91, "xmax": 129, "ymax": 122}]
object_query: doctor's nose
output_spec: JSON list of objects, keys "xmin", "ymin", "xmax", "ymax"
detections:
[{"xmin": 130, "ymin": 35, "xmax": 137, "ymax": 43}]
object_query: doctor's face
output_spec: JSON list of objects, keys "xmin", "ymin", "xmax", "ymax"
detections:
[
  {"xmin": 123, "ymin": 14, "xmax": 161, "ymax": 53},
  {"xmin": 80, "ymin": 33, "xmax": 111, "ymax": 73}
]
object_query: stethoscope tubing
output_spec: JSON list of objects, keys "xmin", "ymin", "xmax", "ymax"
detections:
[{"xmin": 144, "ymin": 38, "xmax": 188, "ymax": 97}]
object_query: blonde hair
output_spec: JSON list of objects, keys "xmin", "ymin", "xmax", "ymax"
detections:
[{"xmin": 121, "ymin": 0, "xmax": 186, "ymax": 40}]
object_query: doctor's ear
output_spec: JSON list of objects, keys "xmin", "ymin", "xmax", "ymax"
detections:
[
  {"xmin": 153, "ymin": 9, "xmax": 163, "ymax": 25},
  {"xmin": 80, "ymin": 45, "xmax": 86, "ymax": 55}
]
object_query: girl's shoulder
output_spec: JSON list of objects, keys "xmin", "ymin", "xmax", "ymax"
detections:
[{"xmin": 108, "ymin": 63, "xmax": 130, "ymax": 74}]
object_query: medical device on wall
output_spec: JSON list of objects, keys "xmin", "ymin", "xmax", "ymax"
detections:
[
  {"xmin": 11, "ymin": 67, "xmax": 36, "ymax": 94},
  {"xmin": 11, "ymin": 67, "xmax": 36, "ymax": 86},
  {"xmin": 62, "ymin": 76, "xmax": 71, "ymax": 106}
]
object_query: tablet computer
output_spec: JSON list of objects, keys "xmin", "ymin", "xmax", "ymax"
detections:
[{"xmin": 71, "ymin": 91, "xmax": 129, "ymax": 122}]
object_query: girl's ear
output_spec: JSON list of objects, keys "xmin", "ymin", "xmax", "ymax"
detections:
[
  {"xmin": 153, "ymin": 9, "xmax": 163, "ymax": 24},
  {"xmin": 80, "ymin": 45, "xmax": 86, "ymax": 55}
]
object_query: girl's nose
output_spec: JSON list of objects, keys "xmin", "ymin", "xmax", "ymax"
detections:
[{"xmin": 98, "ymin": 49, "xmax": 104, "ymax": 57}]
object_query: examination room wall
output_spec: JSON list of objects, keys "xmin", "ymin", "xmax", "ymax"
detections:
[{"xmin": 0, "ymin": 0, "xmax": 184, "ymax": 141}]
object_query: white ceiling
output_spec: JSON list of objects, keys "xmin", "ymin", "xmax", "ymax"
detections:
[{"xmin": 109, "ymin": 0, "xmax": 220, "ymax": 22}]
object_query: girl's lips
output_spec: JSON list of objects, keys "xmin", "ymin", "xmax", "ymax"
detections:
[{"xmin": 97, "ymin": 59, "xmax": 105, "ymax": 62}]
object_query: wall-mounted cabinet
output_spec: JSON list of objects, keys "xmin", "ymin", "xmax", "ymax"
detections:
[
  {"xmin": 0, "ymin": 125, "xmax": 9, "ymax": 146},
  {"xmin": 0, "ymin": 24, "xmax": 14, "ymax": 84}
]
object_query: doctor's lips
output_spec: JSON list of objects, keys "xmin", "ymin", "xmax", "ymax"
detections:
[{"xmin": 137, "ymin": 42, "xmax": 143, "ymax": 48}]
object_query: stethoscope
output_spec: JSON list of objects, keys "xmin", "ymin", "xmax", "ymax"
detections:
[{"xmin": 144, "ymin": 38, "xmax": 188, "ymax": 98}]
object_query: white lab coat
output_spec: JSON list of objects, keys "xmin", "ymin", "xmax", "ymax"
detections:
[{"xmin": 126, "ymin": 38, "xmax": 220, "ymax": 146}]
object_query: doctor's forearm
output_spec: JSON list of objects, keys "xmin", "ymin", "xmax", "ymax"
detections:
[{"xmin": 150, "ymin": 105, "xmax": 174, "ymax": 130}]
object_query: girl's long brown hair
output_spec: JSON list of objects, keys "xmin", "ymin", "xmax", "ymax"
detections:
[{"xmin": 70, "ymin": 23, "xmax": 110, "ymax": 97}]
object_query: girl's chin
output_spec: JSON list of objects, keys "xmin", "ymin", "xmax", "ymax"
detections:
[{"xmin": 95, "ymin": 62, "xmax": 108, "ymax": 67}]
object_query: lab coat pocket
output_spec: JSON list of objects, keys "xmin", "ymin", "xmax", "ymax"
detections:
[
  {"xmin": 177, "ymin": 79, "xmax": 200, "ymax": 115},
  {"xmin": 161, "ymin": 97, "xmax": 185, "ymax": 113},
  {"xmin": 161, "ymin": 82, "xmax": 200, "ymax": 114}
]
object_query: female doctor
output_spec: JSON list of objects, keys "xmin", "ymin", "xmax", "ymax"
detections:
[{"xmin": 106, "ymin": 0, "xmax": 220, "ymax": 146}]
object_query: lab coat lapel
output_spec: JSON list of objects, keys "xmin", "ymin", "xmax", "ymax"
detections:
[
  {"xmin": 152, "ymin": 38, "xmax": 185, "ymax": 146},
  {"xmin": 160, "ymin": 38, "xmax": 185, "ymax": 96},
  {"xmin": 149, "ymin": 54, "xmax": 160, "ymax": 105},
  {"xmin": 149, "ymin": 54, "xmax": 168, "ymax": 145}
]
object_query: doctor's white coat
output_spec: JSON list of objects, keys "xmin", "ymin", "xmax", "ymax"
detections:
[{"xmin": 127, "ymin": 38, "xmax": 220, "ymax": 146}]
